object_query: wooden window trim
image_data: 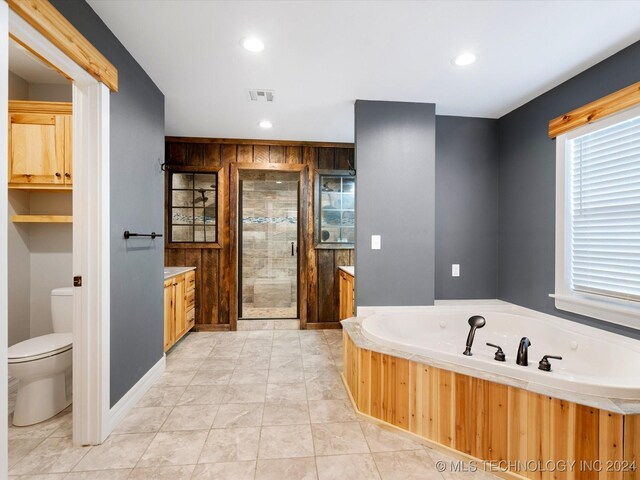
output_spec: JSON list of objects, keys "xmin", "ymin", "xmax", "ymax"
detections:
[
  {"xmin": 8, "ymin": 0, "xmax": 118, "ymax": 92},
  {"xmin": 548, "ymin": 81, "xmax": 640, "ymax": 138},
  {"xmin": 166, "ymin": 166, "xmax": 223, "ymax": 249}
]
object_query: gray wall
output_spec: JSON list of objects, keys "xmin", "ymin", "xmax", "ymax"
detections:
[
  {"xmin": 497, "ymin": 40, "xmax": 640, "ymax": 339},
  {"xmin": 435, "ymin": 116, "xmax": 498, "ymax": 300},
  {"xmin": 355, "ymin": 100, "xmax": 436, "ymax": 307},
  {"xmin": 50, "ymin": 0, "xmax": 166, "ymax": 405}
]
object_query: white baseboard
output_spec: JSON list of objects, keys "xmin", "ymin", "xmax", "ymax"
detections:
[{"xmin": 109, "ymin": 355, "xmax": 165, "ymax": 431}]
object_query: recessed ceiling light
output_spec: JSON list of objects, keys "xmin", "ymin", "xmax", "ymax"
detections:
[
  {"xmin": 259, "ymin": 120, "xmax": 273, "ymax": 129},
  {"xmin": 452, "ymin": 52, "xmax": 476, "ymax": 66},
  {"xmin": 242, "ymin": 37, "xmax": 265, "ymax": 52}
]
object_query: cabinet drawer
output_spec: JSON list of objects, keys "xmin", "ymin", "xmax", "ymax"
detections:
[
  {"xmin": 186, "ymin": 308, "xmax": 195, "ymax": 328},
  {"xmin": 185, "ymin": 289, "xmax": 195, "ymax": 310},
  {"xmin": 185, "ymin": 270, "xmax": 195, "ymax": 291}
]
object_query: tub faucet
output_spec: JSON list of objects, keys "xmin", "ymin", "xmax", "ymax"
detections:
[
  {"xmin": 462, "ymin": 315, "xmax": 486, "ymax": 356},
  {"xmin": 516, "ymin": 337, "xmax": 531, "ymax": 366}
]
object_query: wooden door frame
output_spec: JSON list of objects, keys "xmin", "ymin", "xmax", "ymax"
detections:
[
  {"xmin": 229, "ymin": 163, "xmax": 309, "ymax": 330},
  {"xmin": 2, "ymin": 5, "xmax": 113, "ymax": 469}
]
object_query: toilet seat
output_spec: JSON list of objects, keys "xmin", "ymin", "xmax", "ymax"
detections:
[{"xmin": 8, "ymin": 333, "xmax": 73, "ymax": 364}]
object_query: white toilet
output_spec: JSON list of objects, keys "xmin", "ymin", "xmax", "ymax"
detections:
[{"xmin": 8, "ymin": 287, "xmax": 73, "ymax": 426}]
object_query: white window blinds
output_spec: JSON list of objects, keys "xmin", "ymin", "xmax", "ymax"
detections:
[{"xmin": 569, "ymin": 114, "xmax": 640, "ymax": 302}]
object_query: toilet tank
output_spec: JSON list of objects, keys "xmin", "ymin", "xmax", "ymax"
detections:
[{"xmin": 51, "ymin": 287, "xmax": 73, "ymax": 333}]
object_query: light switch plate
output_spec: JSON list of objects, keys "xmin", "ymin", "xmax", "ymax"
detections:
[
  {"xmin": 452, "ymin": 264, "xmax": 460, "ymax": 277},
  {"xmin": 371, "ymin": 235, "xmax": 381, "ymax": 250}
]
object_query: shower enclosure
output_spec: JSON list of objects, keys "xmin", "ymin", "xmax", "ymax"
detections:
[{"xmin": 239, "ymin": 171, "xmax": 299, "ymax": 319}]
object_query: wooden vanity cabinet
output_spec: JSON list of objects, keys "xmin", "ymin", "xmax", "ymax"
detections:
[
  {"xmin": 164, "ymin": 270, "xmax": 196, "ymax": 352},
  {"xmin": 338, "ymin": 269, "xmax": 355, "ymax": 320},
  {"xmin": 8, "ymin": 101, "xmax": 73, "ymax": 188}
]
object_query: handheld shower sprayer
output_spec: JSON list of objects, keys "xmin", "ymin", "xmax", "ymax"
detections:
[{"xmin": 462, "ymin": 315, "xmax": 486, "ymax": 356}]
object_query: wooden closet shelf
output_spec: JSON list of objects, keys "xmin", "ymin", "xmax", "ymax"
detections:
[{"xmin": 11, "ymin": 215, "xmax": 72, "ymax": 223}]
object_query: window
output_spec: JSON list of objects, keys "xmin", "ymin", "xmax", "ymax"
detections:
[
  {"xmin": 554, "ymin": 105, "xmax": 640, "ymax": 328},
  {"xmin": 169, "ymin": 171, "xmax": 218, "ymax": 244},
  {"xmin": 315, "ymin": 171, "xmax": 355, "ymax": 247}
]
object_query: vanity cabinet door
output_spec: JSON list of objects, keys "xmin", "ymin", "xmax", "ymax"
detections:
[
  {"xmin": 163, "ymin": 279, "xmax": 175, "ymax": 352},
  {"xmin": 339, "ymin": 270, "xmax": 355, "ymax": 320},
  {"xmin": 174, "ymin": 275, "xmax": 187, "ymax": 340}
]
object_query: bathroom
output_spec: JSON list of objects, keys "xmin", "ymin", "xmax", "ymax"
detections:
[{"xmin": 3, "ymin": 1, "xmax": 640, "ymax": 479}]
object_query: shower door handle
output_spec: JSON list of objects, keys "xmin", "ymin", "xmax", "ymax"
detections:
[{"xmin": 291, "ymin": 242, "xmax": 295, "ymax": 256}]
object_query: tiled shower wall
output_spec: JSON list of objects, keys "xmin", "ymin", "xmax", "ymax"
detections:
[{"xmin": 241, "ymin": 172, "xmax": 298, "ymax": 317}]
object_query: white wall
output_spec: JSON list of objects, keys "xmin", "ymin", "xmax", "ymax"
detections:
[
  {"xmin": 8, "ymin": 70, "xmax": 71, "ymax": 102},
  {"xmin": 7, "ymin": 192, "xmax": 72, "ymax": 343},
  {"xmin": 8, "ymin": 71, "xmax": 27, "ymax": 100},
  {"xmin": 7, "ymin": 191, "xmax": 30, "ymax": 346},
  {"xmin": 28, "ymin": 193, "xmax": 72, "ymax": 336}
]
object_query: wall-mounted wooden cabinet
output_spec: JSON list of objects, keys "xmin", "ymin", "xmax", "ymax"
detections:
[
  {"xmin": 338, "ymin": 269, "xmax": 355, "ymax": 320},
  {"xmin": 164, "ymin": 269, "xmax": 196, "ymax": 352},
  {"xmin": 8, "ymin": 101, "xmax": 72, "ymax": 189}
]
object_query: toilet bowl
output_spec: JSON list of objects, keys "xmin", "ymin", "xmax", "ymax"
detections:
[{"xmin": 8, "ymin": 287, "xmax": 73, "ymax": 426}]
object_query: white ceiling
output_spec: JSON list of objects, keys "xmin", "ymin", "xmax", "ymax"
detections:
[{"xmin": 87, "ymin": 0, "xmax": 640, "ymax": 143}]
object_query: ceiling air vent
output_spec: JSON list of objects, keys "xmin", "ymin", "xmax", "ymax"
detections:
[{"xmin": 247, "ymin": 89, "xmax": 275, "ymax": 102}]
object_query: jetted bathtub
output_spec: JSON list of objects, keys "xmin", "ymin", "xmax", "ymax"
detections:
[{"xmin": 359, "ymin": 304, "xmax": 640, "ymax": 400}]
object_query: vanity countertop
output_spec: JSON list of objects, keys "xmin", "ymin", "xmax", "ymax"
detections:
[
  {"xmin": 164, "ymin": 266, "xmax": 196, "ymax": 280},
  {"xmin": 338, "ymin": 266, "xmax": 354, "ymax": 276}
]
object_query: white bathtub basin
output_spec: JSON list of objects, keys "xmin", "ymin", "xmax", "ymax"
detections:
[{"xmin": 360, "ymin": 305, "xmax": 640, "ymax": 400}]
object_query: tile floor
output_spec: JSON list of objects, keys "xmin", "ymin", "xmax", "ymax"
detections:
[{"xmin": 7, "ymin": 329, "xmax": 502, "ymax": 479}]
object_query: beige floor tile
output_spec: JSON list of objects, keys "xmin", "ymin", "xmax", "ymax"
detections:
[
  {"xmin": 161, "ymin": 404, "xmax": 219, "ymax": 431},
  {"xmin": 49, "ymin": 413, "xmax": 73, "ymax": 438},
  {"xmin": 373, "ymin": 450, "xmax": 441, "ymax": 480},
  {"xmin": 315, "ymin": 453, "xmax": 381, "ymax": 480},
  {"xmin": 305, "ymin": 380, "xmax": 348, "ymax": 401},
  {"xmin": 230, "ymin": 369, "xmax": 269, "ymax": 385},
  {"xmin": 213, "ymin": 403, "xmax": 264, "ymax": 428},
  {"xmin": 8, "ymin": 438, "xmax": 45, "ymax": 468},
  {"xmin": 72, "ymin": 433, "xmax": 154, "ymax": 472},
  {"xmin": 360, "ymin": 422, "xmax": 423, "ymax": 452},
  {"xmin": 65, "ymin": 470, "xmax": 132, "ymax": 479},
  {"xmin": 191, "ymin": 461, "xmax": 256, "ymax": 480},
  {"xmin": 236, "ymin": 355, "xmax": 271, "ymax": 369},
  {"xmin": 177, "ymin": 385, "xmax": 227, "ymax": 405},
  {"xmin": 8, "ymin": 412, "xmax": 69, "ymax": 440},
  {"xmin": 128, "ymin": 464, "xmax": 196, "ymax": 479},
  {"xmin": 191, "ymin": 369, "xmax": 233, "ymax": 386},
  {"xmin": 258, "ymin": 424, "xmax": 314, "ymax": 459},
  {"xmin": 137, "ymin": 386, "xmax": 186, "ymax": 407},
  {"xmin": 198, "ymin": 426, "xmax": 260, "ymax": 463},
  {"xmin": 137, "ymin": 430, "xmax": 208, "ymax": 467},
  {"xmin": 262, "ymin": 402, "xmax": 310, "ymax": 425},
  {"xmin": 309, "ymin": 399, "xmax": 357, "ymax": 423},
  {"xmin": 268, "ymin": 368, "xmax": 305, "ymax": 384},
  {"xmin": 312, "ymin": 422, "xmax": 369, "ymax": 455},
  {"xmin": 112, "ymin": 407, "xmax": 172, "ymax": 433},
  {"xmin": 269, "ymin": 355, "xmax": 303, "ymax": 369},
  {"xmin": 165, "ymin": 356, "xmax": 205, "ymax": 372},
  {"xmin": 265, "ymin": 383, "xmax": 307, "ymax": 403},
  {"xmin": 255, "ymin": 457, "xmax": 318, "ymax": 480},
  {"xmin": 8, "ymin": 474, "xmax": 67, "ymax": 479},
  {"xmin": 199, "ymin": 356, "xmax": 239, "ymax": 370},
  {"xmin": 155, "ymin": 370, "xmax": 196, "ymax": 387},
  {"xmin": 9, "ymin": 437, "xmax": 91, "ymax": 475},
  {"xmin": 223, "ymin": 383, "xmax": 267, "ymax": 403}
]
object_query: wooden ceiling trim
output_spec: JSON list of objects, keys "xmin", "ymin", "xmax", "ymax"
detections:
[
  {"xmin": 548, "ymin": 81, "xmax": 640, "ymax": 138},
  {"xmin": 8, "ymin": 0, "xmax": 119, "ymax": 92}
]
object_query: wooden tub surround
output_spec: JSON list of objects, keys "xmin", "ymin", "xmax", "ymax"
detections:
[{"xmin": 342, "ymin": 319, "xmax": 640, "ymax": 480}]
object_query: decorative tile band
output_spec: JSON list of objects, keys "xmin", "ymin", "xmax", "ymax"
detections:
[{"xmin": 243, "ymin": 216, "xmax": 297, "ymax": 225}]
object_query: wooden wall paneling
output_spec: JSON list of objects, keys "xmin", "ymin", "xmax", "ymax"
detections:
[
  {"xmin": 572, "ymin": 405, "xmax": 600, "ymax": 480},
  {"xmin": 166, "ymin": 136, "xmax": 354, "ymax": 149},
  {"xmin": 269, "ymin": 145, "xmax": 285, "ymax": 163},
  {"xmin": 203, "ymin": 143, "xmax": 221, "ymax": 167},
  {"xmin": 623, "ymin": 415, "xmax": 640, "ymax": 480},
  {"xmin": 599, "ymin": 412, "xmax": 624, "ymax": 480},
  {"xmin": 550, "ymin": 399, "xmax": 577, "ymax": 480},
  {"xmin": 335, "ymin": 148, "xmax": 351, "ymax": 170},
  {"xmin": 200, "ymin": 249, "xmax": 219, "ymax": 325},
  {"xmin": 237, "ymin": 144, "xmax": 253, "ymax": 163},
  {"xmin": 370, "ymin": 351, "xmax": 383, "ymax": 419},
  {"xmin": 454, "ymin": 373, "xmax": 477, "ymax": 456},
  {"xmin": 507, "ymin": 387, "xmax": 530, "ymax": 475},
  {"xmin": 317, "ymin": 249, "xmax": 335, "ymax": 322},
  {"xmin": 298, "ymin": 165, "xmax": 310, "ymax": 329},
  {"xmin": 167, "ymin": 142, "xmax": 188, "ymax": 166},
  {"xmin": 438, "ymin": 369, "xmax": 455, "ymax": 447},
  {"xmin": 486, "ymin": 381, "xmax": 509, "ymax": 462},
  {"xmin": 286, "ymin": 146, "xmax": 302, "ymax": 164},
  {"xmin": 318, "ymin": 147, "xmax": 336, "ymax": 169},
  {"xmin": 253, "ymin": 145, "xmax": 270, "ymax": 163},
  {"xmin": 420, "ymin": 365, "xmax": 440, "ymax": 440},
  {"xmin": 358, "ymin": 348, "xmax": 371, "ymax": 415},
  {"xmin": 219, "ymin": 144, "xmax": 236, "ymax": 325},
  {"xmin": 165, "ymin": 248, "xmax": 186, "ymax": 267},
  {"xmin": 304, "ymin": 147, "xmax": 318, "ymax": 325},
  {"xmin": 527, "ymin": 392, "xmax": 551, "ymax": 480},
  {"xmin": 186, "ymin": 143, "xmax": 204, "ymax": 166}
]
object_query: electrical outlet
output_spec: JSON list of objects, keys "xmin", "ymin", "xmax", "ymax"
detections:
[
  {"xmin": 371, "ymin": 235, "xmax": 381, "ymax": 250},
  {"xmin": 452, "ymin": 264, "xmax": 460, "ymax": 277}
]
